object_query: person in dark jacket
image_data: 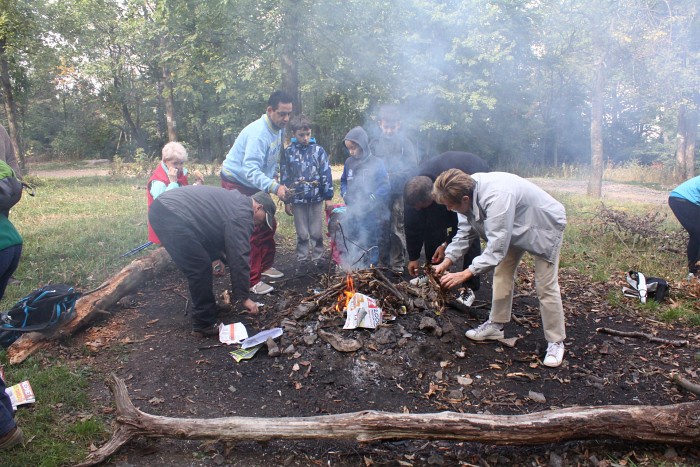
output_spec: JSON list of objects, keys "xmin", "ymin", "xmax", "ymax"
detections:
[
  {"xmin": 404, "ymin": 151, "xmax": 490, "ymax": 292},
  {"xmin": 148, "ymin": 185, "xmax": 276, "ymax": 337},
  {"xmin": 339, "ymin": 126, "xmax": 390, "ymax": 269},
  {"xmin": 0, "ymin": 213, "xmax": 23, "ymax": 450}
]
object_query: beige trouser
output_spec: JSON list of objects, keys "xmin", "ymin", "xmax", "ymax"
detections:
[{"xmin": 489, "ymin": 245, "xmax": 566, "ymax": 343}]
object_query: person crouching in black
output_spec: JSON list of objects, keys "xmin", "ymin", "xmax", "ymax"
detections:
[
  {"xmin": 149, "ymin": 185, "xmax": 276, "ymax": 337},
  {"xmin": 404, "ymin": 151, "xmax": 490, "ymax": 300}
]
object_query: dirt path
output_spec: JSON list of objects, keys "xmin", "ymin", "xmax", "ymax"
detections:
[
  {"xmin": 529, "ymin": 177, "xmax": 670, "ymax": 206},
  {"xmin": 27, "ymin": 168, "xmax": 110, "ymax": 178},
  {"xmin": 28, "ymin": 164, "xmax": 671, "ymax": 207}
]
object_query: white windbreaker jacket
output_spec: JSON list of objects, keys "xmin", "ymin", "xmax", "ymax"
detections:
[{"xmin": 444, "ymin": 172, "xmax": 567, "ymax": 276}]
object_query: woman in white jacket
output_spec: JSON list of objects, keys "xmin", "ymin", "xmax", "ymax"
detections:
[{"xmin": 432, "ymin": 169, "xmax": 567, "ymax": 368}]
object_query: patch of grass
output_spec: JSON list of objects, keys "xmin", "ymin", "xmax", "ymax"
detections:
[
  {"xmin": 606, "ymin": 289, "xmax": 622, "ymax": 307},
  {"xmin": 3, "ymin": 175, "xmax": 147, "ymax": 307},
  {"xmin": 660, "ymin": 306, "xmax": 683, "ymax": 323},
  {"xmin": 688, "ymin": 313, "xmax": 700, "ymax": 327},
  {"xmin": 1, "ymin": 353, "xmax": 106, "ymax": 467}
]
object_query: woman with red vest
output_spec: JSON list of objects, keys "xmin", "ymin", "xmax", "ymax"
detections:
[{"xmin": 146, "ymin": 142, "xmax": 204, "ymax": 244}]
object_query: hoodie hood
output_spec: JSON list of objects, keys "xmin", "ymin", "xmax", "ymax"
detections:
[{"xmin": 344, "ymin": 126, "xmax": 371, "ymax": 159}]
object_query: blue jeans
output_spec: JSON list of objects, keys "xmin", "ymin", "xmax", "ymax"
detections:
[
  {"xmin": 0, "ymin": 375, "xmax": 16, "ymax": 437},
  {"xmin": 0, "ymin": 244, "xmax": 22, "ymax": 301}
]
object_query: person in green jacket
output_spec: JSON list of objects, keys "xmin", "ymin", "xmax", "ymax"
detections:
[{"xmin": 0, "ymin": 214, "xmax": 23, "ymax": 450}]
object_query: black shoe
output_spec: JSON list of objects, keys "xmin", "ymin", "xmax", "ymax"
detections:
[{"xmin": 191, "ymin": 324, "xmax": 219, "ymax": 338}]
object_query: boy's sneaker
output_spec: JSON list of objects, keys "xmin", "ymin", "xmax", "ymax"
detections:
[
  {"xmin": 0, "ymin": 427, "xmax": 24, "ymax": 450},
  {"xmin": 455, "ymin": 288, "xmax": 475, "ymax": 307},
  {"xmin": 191, "ymin": 324, "xmax": 220, "ymax": 338},
  {"xmin": 409, "ymin": 274, "xmax": 429, "ymax": 286},
  {"xmin": 250, "ymin": 281, "xmax": 274, "ymax": 295},
  {"xmin": 262, "ymin": 267, "xmax": 284, "ymax": 279},
  {"xmin": 465, "ymin": 320, "xmax": 504, "ymax": 341},
  {"xmin": 543, "ymin": 341, "xmax": 565, "ymax": 367}
]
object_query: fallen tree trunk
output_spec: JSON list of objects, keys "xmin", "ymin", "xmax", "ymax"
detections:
[
  {"xmin": 79, "ymin": 374, "xmax": 700, "ymax": 466},
  {"xmin": 8, "ymin": 248, "xmax": 172, "ymax": 365}
]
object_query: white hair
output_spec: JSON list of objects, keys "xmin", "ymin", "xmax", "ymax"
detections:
[{"xmin": 161, "ymin": 142, "xmax": 188, "ymax": 162}]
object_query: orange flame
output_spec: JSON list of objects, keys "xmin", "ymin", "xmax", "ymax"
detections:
[{"xmin": 335, "ymin": 274, "xmax": 356, "ymax": 312}]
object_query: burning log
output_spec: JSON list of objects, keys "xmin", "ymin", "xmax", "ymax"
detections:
[{"xmin": 79, "ymin": 374, "xmax": 700, "ymax": 465}]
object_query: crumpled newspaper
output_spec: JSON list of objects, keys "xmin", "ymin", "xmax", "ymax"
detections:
[{"xmin": 343, "ymin": 293, "xmax": 382, "ymax": 329}]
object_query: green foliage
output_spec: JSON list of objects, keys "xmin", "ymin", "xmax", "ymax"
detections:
[{"xmin": 4, "ymin": 1, "xmax": 700, "ymax": 173}]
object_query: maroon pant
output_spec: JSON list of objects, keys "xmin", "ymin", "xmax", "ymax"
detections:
[{"xmin": 221, "ymin": 179, "xmax": 276, "ymax": 285}]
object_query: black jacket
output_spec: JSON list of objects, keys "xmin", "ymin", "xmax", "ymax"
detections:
[{"xmin": 405, "ymin": 152, "xmax": 490, "ymax": 260}]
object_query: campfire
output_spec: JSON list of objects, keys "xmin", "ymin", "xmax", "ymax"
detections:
[{"xmin": 298, "ymin": 266, "xmax": 455, "ymax": 319}]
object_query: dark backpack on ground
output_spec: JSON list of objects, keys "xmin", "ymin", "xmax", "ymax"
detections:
[
  {"xmin": 622, "ymin": 271, "xmax": 669, "ymax": 303},
  {"xmin": 0, "ymin": 284, "xmax": 81, "ymax": 348}
]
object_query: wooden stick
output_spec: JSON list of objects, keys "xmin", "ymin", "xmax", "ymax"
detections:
[
  {"xmin": 373, "ymin": 268, "xmax": 407, "ymax": 302},
  {"xmin": 596, "ymin": 327, "xmax": 689, "ymax": 347},
  {"xmin": 671, "ymin": 374, "xmax": 700, "ymax": 396},
  {"xmin": 78, "ymin": 374, "xmax": 700, "ymax": 466}
]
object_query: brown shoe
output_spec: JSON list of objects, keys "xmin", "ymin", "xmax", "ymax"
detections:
[
  {"xmin": 0, "ymin": 427, "xmax": 24, "ymax": 450},
  {"xmin": 191, "ymin": 324, "xmax": 219, "ymax": 338}
]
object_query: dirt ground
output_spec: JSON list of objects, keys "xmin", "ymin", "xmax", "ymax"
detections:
[{"xmin": 59, "ymin": 247, "xmax": 698, "ymax": 466}]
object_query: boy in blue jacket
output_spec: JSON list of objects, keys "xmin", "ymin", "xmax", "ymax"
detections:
[
  {"xmin": 339, "ymin": 126, "xmax": 390, "ymax": 269},
  {"xmin": 280, "ymin": 114, "xmax": 334, "ymax": 270}
]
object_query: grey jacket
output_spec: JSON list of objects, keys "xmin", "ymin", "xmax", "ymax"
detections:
[{"xmin": 445, "ymin": 172, "xmax": 566, "ymax": 275}]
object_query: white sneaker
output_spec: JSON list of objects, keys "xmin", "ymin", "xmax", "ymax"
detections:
[
  {"xmin": 455, "ymin": 289, "xmax": 475, "ymax": 307},
  {"xmin": 465, "ymin": 320, "xmax": 504, "ymax": 341},
  {"xmin": 262, "ymin": 267, "xmax": 284, "ymax": 279},
  {"xmin": 543, "ymin": 341, "xmax": 565, "ymax": 367},
  {"xmin": 250, "ymin": 281, "xmax": 274, "ymax": 295},
  {"xmin": 409, "ymin": 274, "xmax": 429, "ymax": 286}
]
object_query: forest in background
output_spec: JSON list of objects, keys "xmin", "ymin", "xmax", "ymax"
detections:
[{"xmin": 0, "ymin": 0, "xmax": 698, "ymax": 190}]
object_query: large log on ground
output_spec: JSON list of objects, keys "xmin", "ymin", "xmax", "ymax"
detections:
[
  {"xmin": 7, "ymin": 248, "xmax": 172, "ymax": 365},
  {"xmin": 79, "ymin": 374, "xmax": 700, "ymax": 466}
]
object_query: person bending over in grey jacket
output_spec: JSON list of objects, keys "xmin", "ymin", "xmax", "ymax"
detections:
[{"xmin": 432, "ymin": 169, "xmax": 567, "ymax": 368}]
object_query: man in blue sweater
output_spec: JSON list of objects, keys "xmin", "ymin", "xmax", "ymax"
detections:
[{"xmin": 220, "ymin": 91, "xmax": 293, "ymax": 295}]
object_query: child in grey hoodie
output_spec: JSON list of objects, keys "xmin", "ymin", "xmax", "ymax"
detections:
[{"xmin": 338, "ymin": 126, "xmax": 390, "ymax": 269}]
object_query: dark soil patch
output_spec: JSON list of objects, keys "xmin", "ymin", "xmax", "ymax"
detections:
[{"xmin": 66, "ymin": 249, "xmax": 699, "ymax": 466}]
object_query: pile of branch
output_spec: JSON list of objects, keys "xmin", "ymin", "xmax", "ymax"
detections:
[
  {"xmin": 78, "ymin": 374, "xmax": 700, "ymax": 466},
  {"xmin": 592, "ymin": 203, "xmax": 686, "ymax": 252},
  {"xmin": 294, "ymin": 268, "xmax": 450, "ymax": 320}
]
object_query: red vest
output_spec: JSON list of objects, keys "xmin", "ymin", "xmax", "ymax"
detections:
[{"xmin": 146, "ymin": 164, "xmax": 189, "ymax": 243}]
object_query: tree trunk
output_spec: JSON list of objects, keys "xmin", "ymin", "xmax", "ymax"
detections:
[
  {"xmin": 0, "ymin": 38, "xmax": 24, "ymax": 175},
  {"xmin": 163, "ymin": 65, "xmax": 177, "ymax": 142},
  {"xmin": 675, "ymin": 104, "xmax": 689, "ymax": 182},
  {"xmin": 7, "ymin": 248, "xmax": 173, "ymax": 365},
  {"xmin": 280, "ymin": 0, "xmax": 301, "ymax": 114},
  {"xmin": 587, "ymin": 59, "xmax": 605, "ymax": 198},
  {"xmin": 683, "ymin": 105, "xmax": 697, "ymax": 178},
  {"xmin": 113, "ymin": 74, "xmax": 147, "ymax": 155},
  {"xmin": 160, "ymin": 37, "xmax": 177, "ymax": 142},
  {"xmin": 78, "ymin": 374, "xmax": 700, "ymax": 466}
]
